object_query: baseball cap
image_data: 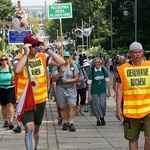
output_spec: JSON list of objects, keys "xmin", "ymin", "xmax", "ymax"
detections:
[
  {"xmin": 82, "ymin": 62, "xmax": 90, "ymax": 67},
  {"xmin": 129, "ymin": 41, "xmax": 143, "ymax": 51},
  {"xmin": 63, "ymin": 51, "xmax": 70, "ymax": 57},
  {"xmin": 24, "ymin": 34, "xmax": 40, "ymax": 46}
]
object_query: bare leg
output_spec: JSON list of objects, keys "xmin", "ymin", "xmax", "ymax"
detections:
[
  {"xmin": 129, "ymin": 140, "xmax": 138, "ymax": 150},
  {"xmin": 144, "ymin": 136, "xmax": 150, "ymax": 150},
  {"xmin": 7, "ymin": 103, "xmax": 14, "ymax": 122},
  {"xmin": 69, "ymin": 104, "xmax": 76, "ymax": 124},
  {"xmin": 1, "ymin": 105, "xmax": 8, "ymax": 122},
  {"xmin": 61, "ymin": 105, "xmax": 68, "ymax": 123},
  {"xmin": 34, "ymin": 124, "xmax": 40, "ymax": 149},
  {"xmin": 24, "ymin": 122, "xmax": 35, "ymax": 150}
]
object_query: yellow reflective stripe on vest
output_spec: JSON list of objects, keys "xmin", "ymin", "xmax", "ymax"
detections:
[
  {"xmin": 117, "ymin": 61, "xmax": 150, "ymax": 118},
  {"xmin": 124, "ymin": 89, "xmax": 150, "ymax": 95}
]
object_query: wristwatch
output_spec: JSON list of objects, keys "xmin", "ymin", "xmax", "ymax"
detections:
[{"xmin": 45, "ymin": 48, "xmax": 50, "ymax": 52}]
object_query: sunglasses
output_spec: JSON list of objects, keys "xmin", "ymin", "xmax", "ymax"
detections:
[
  {"xmin": 32, "ymin": 43, "xmax": 40, "ymax": 48},
  {"xmin": 0, "ymin": 58, "xmax": 8, "ymax": 61}
]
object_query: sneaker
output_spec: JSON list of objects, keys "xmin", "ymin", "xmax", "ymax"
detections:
[
  {"xmin": 13, "ymin": 126, "xmax": 22, "ymax": 133},
  {"xmin": 69, "ymin": 123, "xmax": 76, "ymax": 132},
  {"xmin": 97, "ymin": 120, "xmax": 101, "ymax": 126},
  {"xmin": 100, "ymin": 118, "xmax": 106, "ymax": 126},
  {"xmin": 62, "ymin": 123, "xmax": 68, "ymax": 130},
  {"xmin": 57, "ymin": 117, "xmax": 62, "ymax": 125},
  {"xmin": 9, "ymin": 122, "xmax": 14, "ymax": 130},
  {"xmin": 84, "ymin": 106, "xmax": 89, "ymax": 112},
  {"xmin": 3, "ymin": 121, "xmax": 8, "ymax": 128}
]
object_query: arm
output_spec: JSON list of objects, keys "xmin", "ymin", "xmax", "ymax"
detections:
[
  {"xmin": 52, "ymin": 66, "xmax": 65, "ymax": 82},
  {"xmin": 106, "ymin": 81, "xmax": 111, "ymax": 98},
  {"xmin": 62, "ymin": 73, "xmax": 79, "ymax": 83},
  {"xmin": 46, "ymin": 49, "xmax": 65, "ymax": 66},
  {"xmin": 88, "ymin": 83, "xmax": 92, "ymax": 102},
  {"xmin": 13, "ymin": 44, "xmax": 31, "ymax": 74},
  {"xmin": 113, "ymin": 73, "xmax": 117, "ymax": 91},
  {"xmin": 47, "ymin": 69, "xmax": 50, "ymax": 92},
  {"xmin": 116, "ymin": 82, "xmax": 123, "ymax": 121}
]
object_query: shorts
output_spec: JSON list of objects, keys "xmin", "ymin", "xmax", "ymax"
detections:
[
  {"xmin": 21, "ymin": 102, "xmax": 46, "ymax": 126},
  {"xmin": 123, "ymin": 114, "xmax": 150, "ymax": 141},
  {"xmin": 56, "ymin": 86, "xmax": 77, "ymax": 108},
  {"xmin": 0, "ymin": 87, "xmax": 16, "ymax": 106}
]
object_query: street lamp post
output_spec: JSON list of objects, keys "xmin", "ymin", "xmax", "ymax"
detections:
[
  {"xmin": 102, "ymin": 12, "xmax": 113, "ymax": 52},
  {"xmin": 123, "ymin": 0, "xmax": 137, "ymax": 41}
]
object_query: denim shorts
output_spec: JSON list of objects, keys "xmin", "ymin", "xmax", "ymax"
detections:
[{"xmin": 124, "ymin": 114, "xmax": 150, "ymax": 141}]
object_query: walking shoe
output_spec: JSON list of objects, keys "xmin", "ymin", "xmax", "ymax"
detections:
[
  {"xmin": 13, "ymin": 126, "xmax": 22, "ymax": 133},
  {"xmin": 9, "ymin": 122, "xmax": 14, "ymax": 130},
  {"xmin": 83, "ymin": 106, "xmax": 89, "ymax": 112},
  {"xmin": 100, "ymin": 118, "xmax": 106, "ymax": 126},
  {"xmin": 62, "ymin": 123, "xmax": 68, "ymax": 130},
  {"xmin": 69, "ymin": 123, "xmax": 76, "ymax": 132},
  {"xmin": 57, "ymin": 117, "xmax": 62, "ymax": 125},
  {"xmin": 97, "ymin": 120, "xmax": 101, "ymax": 126},
  {"xmin": 3, "ymin": 121, "xmax": 8, "ymax": 128}
]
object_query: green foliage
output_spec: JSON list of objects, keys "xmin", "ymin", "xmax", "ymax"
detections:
[
  {"xmin": 0, "ymin": 0, "xmax": 16, "ymax": 21},
  {"xmin": 0, "ymin": 41, "xmax": 5, "ymax": 51},
  {"xmin": 44, "ymin": 0, "xmax": 150, "ymax": 54},
  {"xmin": 27, "ymin": 17, "xmax": 39, "ymax": 35}
]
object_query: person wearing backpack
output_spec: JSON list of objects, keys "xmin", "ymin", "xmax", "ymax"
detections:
[
  {"xmin": 52, "ymin": 51, "xmax": 79, "ymax": 132},
  {"xmin": 0, "ymin": 54, "xmax": 16, "ymax": 130},
  {"xmin": 76, "ymin": 63, "xmax": 87, "ymax": 115},
  {"xmin": 87, "ymin": 57, "xmax": 111, "ymax": 126}
]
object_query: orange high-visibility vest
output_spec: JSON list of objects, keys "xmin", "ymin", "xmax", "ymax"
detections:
[
  {"xmin": 117, "ymin": 61, "xmax": 150, "ymax": 118},
  {"xmin": 16, "ymin": 53, "xmax": 48, "ymax": 104}
]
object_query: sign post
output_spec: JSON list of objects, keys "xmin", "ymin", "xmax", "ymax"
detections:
[{"xmin": 48, "ymin": 3, "xmax": 72, "ymax": 54}]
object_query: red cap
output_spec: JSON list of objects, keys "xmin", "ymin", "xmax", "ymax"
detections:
[{"xmin": 24, "ymin": 34, "xmax": 40, "ymax": 45}]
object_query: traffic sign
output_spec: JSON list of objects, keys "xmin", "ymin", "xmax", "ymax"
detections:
[
  {"xmin": 48, "ymin": 3, "xmax": 72, "ymax": 19},
  {"xmin": 8, "ymin": 30, "xmax": 32, "ymax": 45}
]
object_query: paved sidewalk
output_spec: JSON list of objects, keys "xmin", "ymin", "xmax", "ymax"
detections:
[{"xmin": 0, "ymin": 72, "xmax": 145, "ymax": 150}]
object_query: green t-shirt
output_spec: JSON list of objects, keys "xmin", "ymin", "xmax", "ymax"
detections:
[
  {"xmin": 88, "ymin": 67, "xmax": 109, "ymax": 94},
  {"xmin": 0, "ymin": 66, "xmax": 14, "ymax": 89}
]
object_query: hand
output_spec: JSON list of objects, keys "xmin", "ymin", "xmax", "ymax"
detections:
[
  {"xmin": 88, "ymin": 94, "xmax": 92, "ymax": 102},
  {"xmin": 116, "ymin": 108, "xmax": 123, "ymax": 121},
  {"xmin": 107, "ymin": 91, "xmax": 111, "ymax": 98},
  {"xmin": 39, "ymin": 42, "xmax": 46, "ymax": 50},
  {"xmin": 62, "ymin": 78, "xmax": 68, "ymax": 83},
  {"xmin": 59, "ymin": 66, "xmax": 65, "ymax": 73},
  {"xmin": 23, "ymin": 44, "xmax": 31, "ymax": 55}
]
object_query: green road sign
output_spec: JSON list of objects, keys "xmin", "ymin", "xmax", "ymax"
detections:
[{"xmin": 48, "ymin": 3, "xmax": 72, "ymax": 19}]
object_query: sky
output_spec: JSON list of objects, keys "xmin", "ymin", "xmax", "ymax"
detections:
[{"xmin": 11, "ymin": 0, "xmax": 56, "ymax": 6}]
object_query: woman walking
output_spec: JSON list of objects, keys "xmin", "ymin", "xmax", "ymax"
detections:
[
  {"xmin": 87, "ymin": 57, "xmax": 111, "ymax": 126},
  {"xmin": 0, "ymin": 54, "xmax": 16, "ymax": 129}
]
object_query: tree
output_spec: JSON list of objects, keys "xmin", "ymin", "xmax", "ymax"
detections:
[{"xmin": 0, "ymin": 0, "xmax": 16, "ymax": 21}]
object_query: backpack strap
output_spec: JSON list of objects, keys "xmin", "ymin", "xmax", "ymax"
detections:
[
  {"xmin": 70, "ymin": 63, "xmax": 75, "ymax": 76},
  {"xmin": 92, "ymin": 66, "xmax": 106, "ymax": 82}
]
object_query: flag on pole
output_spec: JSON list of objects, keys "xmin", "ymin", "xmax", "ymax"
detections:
[{"xmin": 16, "ymin": 81, "xmax": 36, "ymax": 122}]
